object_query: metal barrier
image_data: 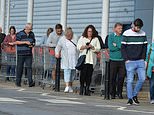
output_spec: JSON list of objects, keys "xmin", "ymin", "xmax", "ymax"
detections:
[
  {"xmin": 0, "ymin": 46, "xmax": 107, "ymax": 95},
  {"xmin": 0, "ymin": 49, "xmax": 16, "ymax": 81},
  {"xmin": 0, "ymin": 46, "xmax": 59, "ymax": 88},
  {"xmin": 32, "ymin": 46, "xmax": 57, "ymax": 89}
]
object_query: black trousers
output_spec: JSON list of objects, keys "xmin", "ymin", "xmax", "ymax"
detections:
[
  {"xmin": 16, "ymin": 55, "xmax": 33, "ymax": 86},
  {"xmin": 80, "ymin": 64, "xmax": 93, "ymax": 87},
  {"xmin": 109, "ymin": 60, "xmax": 125, "ymax": 96}
]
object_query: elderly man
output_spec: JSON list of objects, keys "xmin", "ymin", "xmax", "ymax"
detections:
[{"xmin": 9, "ymin": 23, "xmax": 35, "ymax": 87}]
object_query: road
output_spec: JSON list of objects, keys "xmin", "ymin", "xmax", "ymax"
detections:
[{"xmin": 0, "ymin": 85, "xmax": 153, "ymax": 115}]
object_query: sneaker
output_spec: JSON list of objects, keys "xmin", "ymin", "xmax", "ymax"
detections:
[
  {"xmin": 133, "ymin": 96, "xmax": 140, "ymax": 105},
  {"xmin": 64, "ymin": 87, "xmax": 69, "ymax": 93},
  {"xmin": 69, "ymin": 87, "xmax": 73, "ymax": 93},
  {"xmin": 150, "ymin": 100, "xmax": 154, "ymax": 104},
  {"xmin": 127, "ymin": 99, "xmax": 133, "ymax": 105},
  {"xmin": 29, "ymin": 82, "xmax": 35, "ymax": 87}
]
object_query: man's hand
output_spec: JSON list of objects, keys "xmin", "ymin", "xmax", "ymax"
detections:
[
  {"xmin": 25, "ymin": 41, "xmax": 31, "ymax": 45},
  {"xmin": 113, "ymin": 43, "xmax": 116, "ymax": 47},
  {"xmin": 145, "ymin": 61, "xmax": 147, "ymax": 68},
  {"xmin": 125, "ymin": 60, "xmax": 130, "ymax": 64},
  {"xmin": 8, "ymin": 42, "xmax": 14, "ymax": 45}
]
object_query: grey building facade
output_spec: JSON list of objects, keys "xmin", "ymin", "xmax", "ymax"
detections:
[{"xmin": 0, "ymin": 0, "xmax": 153, "ymax": 42}]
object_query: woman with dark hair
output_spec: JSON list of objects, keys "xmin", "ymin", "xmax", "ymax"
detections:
[
  {"xmin": 36, "ymin": 27, "xmax": 53, "ymax": 46},
  {"xmin": 3, "ymin": 26, "xmax": 16, "ymax": 79},
  {"xmin": 77, "ymin": 25, "xmax": 101, "ymax": 96}
]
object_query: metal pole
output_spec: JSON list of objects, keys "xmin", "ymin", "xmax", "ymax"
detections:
[
  {"xmin": 55, "ymin": 58, "xmax": 61, "ymax": 92},
  {"xmin": 6, "ymin": 0, "xmax": 10, "ymax": 34},
  {"xmin": 0, "ymin": 0, "xmax": 5, "ymax": 32},
  {"xmin": 27, "ymin": 0, "xmax": 34, "ymax": 23},
  {"xmin": 101, "ymin": 0, "xmax": 110, "ymax": 42},
  {"xmin": 60, "ymin": 0, "xmax": 68, "ymax": 30},
  {"xmin": 104, "ymin": 61, "xmax": 110, "ymax": 100}
]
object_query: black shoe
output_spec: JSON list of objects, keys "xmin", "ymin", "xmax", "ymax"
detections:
[
  {"xmin": 111, "ymin": 95, "xmax": 115, "ymax": 99},
  {"xmin": 118, "ymin": 94, "xmax": 123, "ymax": 99},
  {"xmin": 84, "ymin": 86, "xmax": 90, "ymax": 96},
  {"xmin": 29, "ymin": 82, "xmax": 35, "ymax": 87},
  {"xmin": 16, "ymin": 84, "xmax": 21, "ymax": 87},
  {"xmin": 133, "ymin": 96, "xmax": 140, "ymax": 105},
  {"xmin": 127, "ymin": 99, "xmax": 133, "ymax": 105},
  {"xmin": 79, "ymin": 86, "xmax": 84, "ymax": 95},
  {"xmin": 16, "ymin": 83, "xmax": 21, "ymax": 87}
]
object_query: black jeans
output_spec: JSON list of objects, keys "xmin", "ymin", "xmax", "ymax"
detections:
[
  {"xmin": 80, "ymin": 64, "xmax": 93, "ymax": 87},
  {"xmin": 109, "ymin": 60, "xmax": 125, "ymax": 96},
  {"xmin": 16, "ymin": 55, "xmax": 33, "ymax": 86}
]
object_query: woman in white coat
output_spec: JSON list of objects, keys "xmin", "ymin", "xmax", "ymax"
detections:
[{"xmin": 55, "ymin": 27, "xmax": 78, "ymax": 93}]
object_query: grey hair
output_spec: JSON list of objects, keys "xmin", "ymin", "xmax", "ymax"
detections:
[
  {"xmin": 64, "ymin": 27, "xmax": 73, "ymax": 36},
  {"xmin": 25, "ymin": 23, "xmax": 33, "ymax": 29}
]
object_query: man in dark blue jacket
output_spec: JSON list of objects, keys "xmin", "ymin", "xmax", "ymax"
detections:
[{"xmin": 9, "ymin": 23, "xmax": 35, "ymax": 87}]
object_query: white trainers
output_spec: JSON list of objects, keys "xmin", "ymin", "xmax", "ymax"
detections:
[
  {"xmin": 150, "ymin": 100, "xmax": 154, "ymax": 104},
  {"xmin": 69, "ymin": 87, "xmax": 73, "ymax": 93},
  {"xmin": 64, "ymin": 87, "xmax": 69, "ymax": 93}
]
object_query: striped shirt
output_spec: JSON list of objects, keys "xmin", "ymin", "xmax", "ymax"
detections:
[{"xmin": 121, "ymin": 29, "xmax": 147, "ymax": 61}]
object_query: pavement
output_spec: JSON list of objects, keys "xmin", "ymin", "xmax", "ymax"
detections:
[{"xmin": 0, "ymin": 80, "xmax": 153, "ymax": 115}]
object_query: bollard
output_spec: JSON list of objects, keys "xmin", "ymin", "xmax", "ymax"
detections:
[
  {"xmin": 104, "ymin": 61, "xmax": 110, "ymax": 100},
  {"xmin": 55, "ymin": 58, "xmax": 61, "ymax": 92}
]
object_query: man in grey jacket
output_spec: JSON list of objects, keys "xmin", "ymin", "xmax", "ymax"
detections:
[{"xmin": 46, "ymin": 24, "xmax": 64, "ymax": 89}]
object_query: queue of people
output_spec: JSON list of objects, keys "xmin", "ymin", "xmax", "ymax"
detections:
[{"xmin": 0, "ymin": 17, "xmax": 154, "ymax": 105}]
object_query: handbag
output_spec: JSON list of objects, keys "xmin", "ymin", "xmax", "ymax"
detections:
[
  {"xmin": 75, "ymin": 55, "xmax": 86, "ymax": 70},
  {"xmin": 75, "ymin": 38, "xmax": 93, "ymax": 70}
]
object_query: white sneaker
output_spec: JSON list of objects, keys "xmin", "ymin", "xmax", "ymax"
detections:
[
  {"xmin": 64, "ymin": 87, "xmax": 69, "ymax": 93},
  {"xmin": 69, "ymin": 87, "xmax": 73, "ymax": 93},
  {"xmin": 150, "ymin": 100, "xmax": 154, "ymax": 104}
]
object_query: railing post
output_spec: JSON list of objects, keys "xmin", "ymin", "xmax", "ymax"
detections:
[
  {"xmin": 55, "ymin": 58, "xmax": 61, "ymax": 92},
  {"xmin": 104, "ymin": 61, "xmax": 110, "ymax": 100}
]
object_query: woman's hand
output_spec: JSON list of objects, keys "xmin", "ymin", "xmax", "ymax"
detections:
[
  {"xmin": 55, "ymin": 54, "xmax": 61, "ymax": 58},
  {"xmin": 89, "ymin": 44, "xmax": 95, "ymax": 50}
]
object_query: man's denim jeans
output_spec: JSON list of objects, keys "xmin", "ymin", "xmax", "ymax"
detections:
[
  {"xmin": 16, "ymin": 55, "xmax": 33, "ymax": 86},
  {"xmin": 125, "ymin": 60, "xmax": 145, "ymax": 99}
]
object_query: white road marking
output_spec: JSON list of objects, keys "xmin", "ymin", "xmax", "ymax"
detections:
[
  {"xmin": 46, "ymin": 103, "xmax": 73, "ymax": 106},
  {"xmin": 95, "ymin": 105, "xmax": 122, "ymax": 108},
  {"xmin": 0, "ymin": 102, "xmax": 23, "ymax": 104},
  {"xmin": 41, "ymin": 93, "xmax": 50, "ymax": 96},
  {"xmin": 40, "ymin": 93, "xmax": 81, "ymax": 100},
  {"xmin": 95, "ymin": 104, "xmax": 154, "ymax": 114},
  {"xmin": 0, "ymin": 97, "xmax": 26, "ymax": 103},
  {"xmin": 38, "ymin": 99, "xmax": 85, "ymax": 105},
  {"xmin": 118, "ymin": 108, "xmax": 154, "ymax": 114},
  {"xmin": 117, "ymin": 107, "xmax": 127, "ymax": 110},
  {"xmin": 17, "ymin": 88, "xmax": 26, "ymax": 92}
]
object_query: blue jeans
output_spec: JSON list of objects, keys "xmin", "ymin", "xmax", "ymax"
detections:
[
  {"xmin": 125, "ymin": 60, "xmax": 145, "ymax": 99},
  {"xmin": 150, "ymin": 73, "xmax": 154, "ymax": 100},
  {"xmin": 16, "ymin": 55, "xmax": 33, "ymax": 86},
  {"xmin": 7, "ymin": 65, "xmax": 15, "ymax": 76},
  {"xmin": 64, "ymin": 69, "xmax": 76, "ymax": 83}
]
